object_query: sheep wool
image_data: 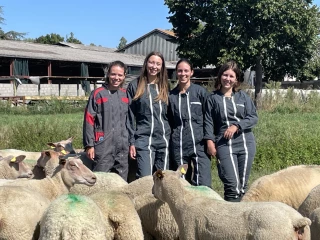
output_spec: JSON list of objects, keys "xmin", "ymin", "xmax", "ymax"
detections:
[
  {"xmin": 89, "ymin": 190, "xmax": 144, "ymax": 240},
  {"xmin": 242, "ymin": 165, "xmax": 320, "ymax": 210},
  {"xmin": 39, "ymin": 194, "xmax": 109, "ymax": 240},
  {"xmin": 153, "ymin": 164, "xmax": 311, "ymax": 240},
  {"xmin": 70, "ymin": 172, "xmax": 128, "ymax": 196}
]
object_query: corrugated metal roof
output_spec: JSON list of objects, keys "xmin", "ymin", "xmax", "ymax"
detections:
[
  {"xmin": 0, "ymin": 40, "xmax": 176, "ymax": 68},
  {"xmin": 156, "ymin": 29, "xmax": 176, "ymax": 37},
  {"xmin": 116, "ymin": 29, "xmax": 177, "ymax": 52},
  {"xmin": 57, "ymin": 42, "xmax": 117, "ymax": 52}
]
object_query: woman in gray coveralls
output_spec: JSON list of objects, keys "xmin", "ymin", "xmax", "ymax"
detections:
[
  {"xmin": 127, "ymin": 51, "xmax": 170, "ymax": 179},
  {"xmin": 204, "ymin": 61, "xmax": 258, "ymax": 201},
  {"xmin": 168, "ymin": 59, "xmax": 212, "ymax": 188},
  {"xmin": 83, "ymin": 61, "xmax": 129, "ymax": 181}
]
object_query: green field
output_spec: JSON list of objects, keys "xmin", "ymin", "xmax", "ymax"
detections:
[{"xmin": 1, "ymin": 88, "xmax": 320, "ymax": 197}]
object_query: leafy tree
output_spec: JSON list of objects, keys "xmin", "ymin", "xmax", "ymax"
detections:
[
  {"xmin": 66, "ymin": 32, "xmax": 82, "ymax": 44},
  {"xmin": 0, "ymin": 6, "xmax": 26, "ymax": 40},
  {"xmin": 34, "ymin": 33, "xmax": 64, "ymax": 44},
  {"xmin": 117, "ymin": 36, "xmax": 127, "ymax": 49},
  {"xmin": 89, "ymin": 43, "xmax": 96, "ymax": 46},
  {"xmin": 165, "ymin": 0, "xmax": 320, "ymax": 102}
]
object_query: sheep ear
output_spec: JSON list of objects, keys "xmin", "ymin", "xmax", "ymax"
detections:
[
  {"xmin": 13, "ymin": 155, "xmax": 26, "ymax": 163},
  {"xmin": 45, "ymin": 151, "xmax": 52, "ymax": 157},
  {"xmin": 47, "ymin": 143, "xmax": 56, "ymax": 149},
  {"xmin": 177, "ymin": 164, "xmax": 188, "ymax": 176},
  {"xmin": 155, "ymin": 169, "xmax": 164, "ymax": 180},
  {"xmin": 59, "ymin": 158, "xmax": 67, "ymax": 166}
]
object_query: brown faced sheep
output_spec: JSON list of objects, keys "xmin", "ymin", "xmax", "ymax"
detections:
[{"xmin": 153, "ymin": 164, "xmax": 311, "ymax": 240}]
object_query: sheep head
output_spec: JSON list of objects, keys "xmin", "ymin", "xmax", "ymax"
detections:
[
  {"xmin": 59, "ymin": 156, "xmax": 96, "ymax": 188},
  {"xmin": 152, "ymin": 164, "xmax": 188, "ymax": 201},
  {"xmin": 47, "ymin": 137, "xmax": 75, "ymax": 154},
  {"xmin": 4, "ymin": 155, "xmax": 33, "ymax": 178}
]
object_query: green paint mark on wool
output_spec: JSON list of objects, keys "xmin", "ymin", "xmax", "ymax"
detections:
[
  {"xmin": 67, "ymin": 194, "xmax": 87, "ymax": 210},
  {"xmin": 186, "ymin": 185, "xmax": 210, "ymax": 192},
  {"xmin": 68, "ymin": 194, "xmax": 83, "ymax": 203}
]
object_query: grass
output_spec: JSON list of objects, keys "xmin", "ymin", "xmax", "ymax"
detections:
[{"xmin": 1, "ymin": 88, "xmax": 320, "ymax": 197}]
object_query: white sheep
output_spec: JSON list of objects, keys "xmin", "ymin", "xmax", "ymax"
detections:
[
  {"xmin": 242, "ymin": 165, "xmax": 320, "ymax": 210},
  {"xmin": 90, "ymin": 190, "xmax": 144, "ymax": 240},
  {"xmin": 3, "ymin": 155, "xmax": 97, "ymax": 200},
  {"xmin": 70, "ymin": 171, "xmax": 128, "ymax": 195},
  {"xmin": 0, "ymin": 157, "xmax": 97, "ymax": 240},
  {"xmin": 39, "ymin": 194, "xmax": 110, "ymax": 240},
  {"xmin": 128, "ymin": 175, "xmax": 223, "ymax": 240},
  {"xmin": 0, "ymin": 154, "xmax": 33, "ymax": 179},
  {"xmin": 0, "ymin": 137, "xmax": 73, "ymax": 161},
  {"xmin": 153, "ymin": 164, "xmax": 311, "ymax": 240}
]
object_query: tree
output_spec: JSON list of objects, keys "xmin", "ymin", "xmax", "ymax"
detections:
[
  {"xmin": 34, "ymin": 33, "xmax": 64, "ymax": 44},
  {"xmin": 165, "ymin": 0, "xmax": 320, "ymax": 103},
  {"xmin": 0, "ymin": 6, "xmax": 26, "ymax": 40},
  {"xmin": 66, "ymin": 32, "xmax": 82, "ymax": 44},
  {"xmin": 117, "ymin": 36, "xmax": 127, "ymax": 49}
]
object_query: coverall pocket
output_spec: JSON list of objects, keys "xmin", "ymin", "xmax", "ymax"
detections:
[{"xmin": 190, "ymin": 103, "xmax": 203, "ymax": 120}]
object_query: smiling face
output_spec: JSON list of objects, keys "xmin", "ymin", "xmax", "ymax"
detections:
[
  {"xmin": 107, "ymin": 65, "xmax": 126, "ymax": 90},
  {"xmin": 147, "ymin": 55, "xmax": 163, "ymax": 79},
  {"xmin": 220, "ymin": 69, "xmax": 238, "ymax": 92},
  {"xmin": 177, "ymin": 61, "xmax": 193, "ymax": 86}
]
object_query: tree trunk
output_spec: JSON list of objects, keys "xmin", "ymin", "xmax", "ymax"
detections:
[{"xmin": 254, "ymin": 56, "xmax": 263, "ymax": 108}]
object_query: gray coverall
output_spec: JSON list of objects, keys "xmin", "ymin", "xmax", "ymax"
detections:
[
  {"xmin": 168, "ymin": 83, "xmax": 212, "ymax": 187},
  {"xmin": 83, "ymin": 83, "xmax": 129, "ymax": 180},
  {"xmin": 204, "ymin": 90, "xmax": 258, "ymax": 201},
  {"xmin": 127, "ymin": 79, "xmax": 170, "ymax": 178}
]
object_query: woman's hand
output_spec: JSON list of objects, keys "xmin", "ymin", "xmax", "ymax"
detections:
[
  {"xmin": 129, "ymin": 145, "xmax": 136, "ymax": 160},
  {"xmin": 86, "ymin": 147, "xmax": 95, "ymax": 161},
  {"xmin": 207, "ymin": 140, "xmax": 217, "ymax": 157},
  {"xmin": 224, "ymin": 125, "xmax": 238, "ymax": 140}
]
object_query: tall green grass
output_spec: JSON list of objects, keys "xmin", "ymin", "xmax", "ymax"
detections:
[{"xmin": 1, "ymin": 89, "xmax": 320, "ymax": 195}]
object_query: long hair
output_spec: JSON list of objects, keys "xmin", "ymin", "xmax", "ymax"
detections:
[
  {"xmin": 133, "ymin": 51, "xmax": 168, "ymax": 104},
  {"xmin": 215, "ymin": 60, "xmax": 242, "ymax": 91},
  {"xmin": 105, "ymin": 61, "xmax": 127, "ymax": 88}
]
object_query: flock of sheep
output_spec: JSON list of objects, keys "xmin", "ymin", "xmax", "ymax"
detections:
[{"xmin": 1, "ymin": 138, "xmax": 320, "ymax": 239}]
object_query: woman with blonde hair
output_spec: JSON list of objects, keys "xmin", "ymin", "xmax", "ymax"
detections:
[{"xmin": 127, "ymin": 51, "xmax": 170, "ymax": 178}]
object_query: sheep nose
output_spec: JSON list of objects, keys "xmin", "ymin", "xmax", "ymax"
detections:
[{"xmin": 91, "ymin": 175, "xmax": 97, "ymax": 183}]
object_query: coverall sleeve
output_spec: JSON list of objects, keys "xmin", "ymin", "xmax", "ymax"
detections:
[
  {"xmin": 126, "ymin": 82, "xmax": 136, "ymax": 146},
  {"xmin": 203, "ymin": 96, "xmax": 216, "ymax": 141},
  {"xmin": 83, "ymin": 92, "xmax": 97, "ymax": 148},
  {"xmin": 237, "ymin": 93, "xmax": 258, "ymax": 131},
  {"xmin": 200, "ymin": 88, "xmax": 209, "ymax": 113},
  {"xmin": 167, "ymin": 100, "xmax": 175, "ymax": 131}
]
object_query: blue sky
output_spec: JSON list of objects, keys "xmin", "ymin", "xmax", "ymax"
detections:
[
  {"xmin": 0, "ymin": 0, "xmax": 172, "ymax": 48},
  {"xmin": 1, "ymin": 0, "xmax": 320, "ymax": 49}
]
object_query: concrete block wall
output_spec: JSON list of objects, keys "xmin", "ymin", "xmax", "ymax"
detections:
[
  {"xmin": 0, "ymin": 84, "xmax": 14, "ymax": 96},
  {"xmin": 0, "ymin": 83, "xmax": 102, "ymax": 97}
]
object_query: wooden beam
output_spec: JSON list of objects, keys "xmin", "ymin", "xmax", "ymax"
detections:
[
  {"xmin": 9, "ymin": 59, "xmax": 13, "ymax": 84},
  {"xmin": 47, "ymin": 61, "xmax": 52, "ymax": 84}
]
